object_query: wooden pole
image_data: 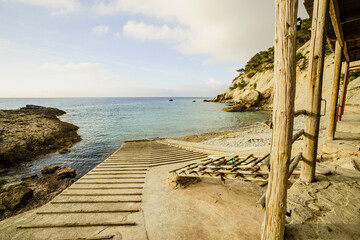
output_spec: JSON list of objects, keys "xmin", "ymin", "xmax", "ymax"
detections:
[
  {"xmin": 327, "ymin": 40, "xmax": 343, "ymax": 140},
  {"xmin": 301, "ymin": 0, "xmax": 329, "ymax": 184},
  {"xmin": 338, "ymin": 62, "xmax": 350, "ymax": 121},
  {"xmin": 261, "ymin": 0, "xmax": 298, "ymax": 239}
]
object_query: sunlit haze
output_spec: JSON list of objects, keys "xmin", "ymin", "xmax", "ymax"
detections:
[{"xmin": 0, "ymin": 0, "xmax": 309, "ymax": 97}]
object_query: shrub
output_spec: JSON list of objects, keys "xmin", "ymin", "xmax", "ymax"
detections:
[{"xmin": 247, "ymin": 72, "xmax": 255, "ymax": 78}]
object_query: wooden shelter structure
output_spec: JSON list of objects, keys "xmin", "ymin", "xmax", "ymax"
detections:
[{"xmin": 262, "ymin": 0, "xmax": 360, "ymax": 239}]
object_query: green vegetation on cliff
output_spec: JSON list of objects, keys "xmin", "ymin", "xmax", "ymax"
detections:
[{"xmin": 239, "ymin": 18, "xmax": 331, "ymax": 75}]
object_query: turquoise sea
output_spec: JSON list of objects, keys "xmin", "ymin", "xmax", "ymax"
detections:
[{"xmin": 0, "ymin": 98, "xmax": 270, "ymax": 180}]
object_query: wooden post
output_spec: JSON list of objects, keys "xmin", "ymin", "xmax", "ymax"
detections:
[
  {"xmin": 338, "ymin": 62, "xmax": 350, "ymax": 121},
  {"xmin": 261, "ymin": 0, "xmax": 298, "ymax": 239},
  {"xmin": 301, "ymin": 0, "xmax": 329, "ymax": 184},
  {"xmin": 327, "ymin": 40, "xmax": 343, "ymax": 140}
]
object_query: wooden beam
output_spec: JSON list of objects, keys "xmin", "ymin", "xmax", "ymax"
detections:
[
  {"xmin": 301, "ymin": 0, "xmax": 329, "ymax": 184},
  {"xmin": 349, "ymin": 66, "xmax": 360, "ymax": 71},
  {"xmin": 261, "ymin": 0, "xmax": 298, "ymax": 239},
  {"xmin": 349, "ymin": 64, "xmax": 360, "ymax": 69},
  {"xmin": 341, "ymin": 16, "xmax": 360, "ymax": 25},
  {"xmin": 329, "ymin": 0, "xmax": 343, "ymax": 46},
  {"xmin": 328, "ymin": 0, "xmax": 351, "ymax": 62},
  {"xmin": 343, "ymin": 42, "xmax": 350, "ymax": 63},
  {"xmin": 338, "ymin": 62, "xmax": 350, "ymax": 121},
  {"xmin": 327, "ymin": 40, "xmax": 343, "ymax": 140}
]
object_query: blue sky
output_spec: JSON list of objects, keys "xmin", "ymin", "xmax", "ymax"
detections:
[{"xmin": 0, "ymin": 0, "xmax": 308, "ymax": 97}]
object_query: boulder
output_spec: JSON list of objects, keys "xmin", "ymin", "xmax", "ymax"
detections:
[
  {"xmin": 167, "ymin": 172, "xmax": 201, "ymax": 189},
  {"xmin": 21, "ymin": 174, "xmax": 38, "ymax": 181},
  {"xmin": 2, "ymin": 185, "xmax": 33, "ymax": 210},
  {"xmin": 56, "ymin": 167, "xmax": 77, "ymax": 179},
  {"xmin": 1, "ymin": 181, "xmax": 23, "ymax": 193},
  {"xmin": 41, "ymin": 165, "xmax": 60, "ymax": 174},
  {"xmin": 0, "ymin": 204, "xmax": 6, "ymax": 214},
  {"xmin": 223, "ymin": 104, "xmax": 246, "ymax": 112},
  {"xmin": 212, "ymin": 93, "xmax": 226, "ymax": 102},
  {"xmin": 239, "ymin": 89, "xmax": 262, "ymax": 106},
  {"xmin": 261, "ymin": 87, "xmax": 273, "ymax": 99}
]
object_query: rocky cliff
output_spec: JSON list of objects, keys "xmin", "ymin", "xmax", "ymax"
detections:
[
  {"xmin": 0, "ymin": 105, "xmax": 81, "ymax": 167},
  {"xmin": 212, "ymin": 40, "xmax": 360, "ymax": 112}
]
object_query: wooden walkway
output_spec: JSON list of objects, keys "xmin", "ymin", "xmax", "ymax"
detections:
[{"xmin": 2, "ymin": 140, "xmax": 209, "ymax": 240}]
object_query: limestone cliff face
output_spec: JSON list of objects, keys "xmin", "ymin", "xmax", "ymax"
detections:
[{"xmin": 212, "ymin": 41, "xmax": 354, "ymax": 111}]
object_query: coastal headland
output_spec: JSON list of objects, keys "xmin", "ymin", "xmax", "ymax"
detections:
[{"xmin": 0, "ymin": 105, "xmax": 81, "ymax": 168}]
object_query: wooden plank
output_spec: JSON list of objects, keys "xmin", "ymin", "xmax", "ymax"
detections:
[
  {"xmin": 329, "ymin": 0, "xmax": 343, "ymax": 46},
  {"xmin": 261, "ymin": 0, "xmax": 298, "ymax": 239},
  {"xmin": 327, "ymin": 40, "xmax": 343, "ymax": 140},
  {"xmin": 344, "ymin": 42, "xmax": 350, "ymax": 63},
  {"xmin": 338, "ymin": 62, "xmax": 350, "ymax": 121},
  {"xmin": 301, "ymin": 0, "xmax": 329, "ymax": 184}
]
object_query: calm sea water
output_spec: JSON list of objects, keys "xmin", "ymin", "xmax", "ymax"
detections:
[{"xmin": 0, "ymin": 98, "xmax": 269, "ymax": 181}]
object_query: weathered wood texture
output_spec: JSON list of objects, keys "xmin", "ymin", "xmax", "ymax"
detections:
[
  {"xmin": 338, "ymin": 62, "xmax": 350, "ymax": 121},
  {"xmin": 327, "ymin": 41, "xmax": 343, "ymax": 140},
  {"xmin": 301, "ymin": 0, "xmax": 329, "ymax": 184},
  {"xmin": 261, "ymin": 0, "xmax": 298, "ymax": 239},
  {"xmin": 257, "ymin": 152, "xmax": 303, "ymax": 209}
]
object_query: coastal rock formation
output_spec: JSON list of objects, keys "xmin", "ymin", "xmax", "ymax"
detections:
[
  {"xmin": 1, "ymin": 185, "xmax": 33, "ymax": 210},
  {"xmin": 239, "ymin": 88, "xmax": 262, "ymax": 106},
  {"xmin": 0, "ymin": 105, "xmax": 81, "ymax": 167},
  {"xmin": 41, "ymin": 165, "xmax": 60, "ymax": 174},
  {"xmin": 56, "ymin": 167, "xmax": 77, "ymax": 179},
  {"xmin": 0, "ymin": 166, "xmax": 76, "ymax": 221}
]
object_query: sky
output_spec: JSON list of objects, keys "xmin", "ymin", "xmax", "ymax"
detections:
[{"xmin": 0, "ymin": 0, "xmax": 309, "ymax": 97}]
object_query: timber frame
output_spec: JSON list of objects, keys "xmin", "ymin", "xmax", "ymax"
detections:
[{"xmin": 262, "ymin": 0, "xmax": 360, "ymax": 239}]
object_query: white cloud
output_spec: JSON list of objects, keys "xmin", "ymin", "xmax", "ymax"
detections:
[
  {"xmin": 92, "ymin": 25, "xmax": 110, "ymax": 35},
  {"xmin": 13, "ymin": 0, "xmax": 81, "ymax": 15},
  {"xmin": 123, "ymin": 21, "xmax": 188, "ymax": 42},
  {"xmin": 204, "ymin": 77, "xmax": 228, "ymax": 90},
  {"xmin": 93, "ymin": 0, "xmax": 279, "ymax": 64}
]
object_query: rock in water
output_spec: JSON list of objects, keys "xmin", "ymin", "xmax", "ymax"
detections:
[
  {"xmin": 2, "ymin": 185, "xmax": 33, "ymax": 210},
  {"xmin": 0, "ymin": 105, "xmax": 81, "ymax": 167},
  {"xmin": 56, "ymin": 167, "xmax": 77, "ymax": 179},
  {"xmin": 41, "ymin": 165, "xmax": 60, "ymax": 174},
  {"xmin": 222, "ymin": 104, "xmax": 246, "ymax": 112}
]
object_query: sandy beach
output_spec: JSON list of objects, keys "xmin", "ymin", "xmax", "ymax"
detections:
[{"xmin": 0, "ymin": 110, "xmax": 359, "ymax": 239}]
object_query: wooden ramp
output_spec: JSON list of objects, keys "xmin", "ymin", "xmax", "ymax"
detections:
[{"xmin": 3, "ymin": 140, "xmax": 209, "ymax": 240}]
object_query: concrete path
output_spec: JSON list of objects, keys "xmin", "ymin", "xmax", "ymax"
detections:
[{"xmin": 0, "ymin": 140, "xmax": 209, "ymax": 240}]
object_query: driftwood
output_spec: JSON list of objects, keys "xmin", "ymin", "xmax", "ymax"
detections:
[
  {"xmin": 257, "ymin": 152, "xmax": 303, "ymax": 209},
  {"xmin": 172, "ymin": 154, "xmax": 270, "ymax": 182},
  {"xmin": 292, "ymin": 129, "xmax": 305, "ymax": 143}
]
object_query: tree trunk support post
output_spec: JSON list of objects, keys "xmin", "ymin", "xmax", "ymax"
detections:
[
  {"xmin": 261, "ymin": 0, "xmax": 298, "ymax": 239},
  {"xmin": 327, "ymin": 40, "xmax": 343, "ymax": 140},
  {"xmin": 338, "ymin": 61, "xmax": 350, "ymax": 121},
  {"xmin": 301, "ymin": 0, "xmax": 329, "ymax": 184}
]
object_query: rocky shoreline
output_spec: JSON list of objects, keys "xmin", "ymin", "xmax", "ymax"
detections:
[
  {"xmin": 210, "ymin": 88, "xmax": 273, "ymax": 112},
  {"xmin": 0, "ymin": 105, "xmax": 81, "ymax": 168},
  {"xmin": 0, "ymin": 166, "xmax": 77, "ymax": 221}
]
